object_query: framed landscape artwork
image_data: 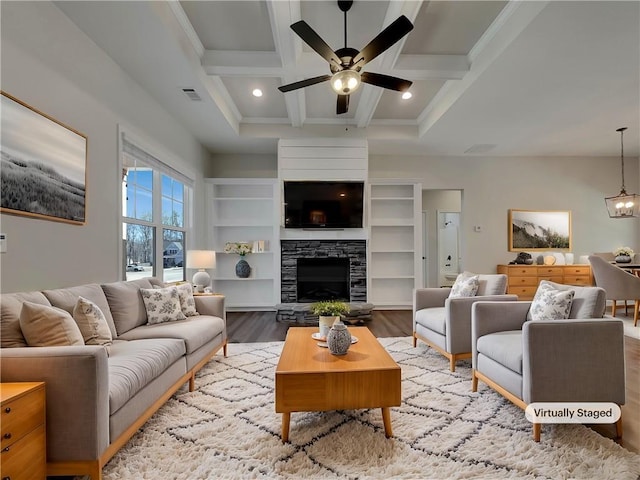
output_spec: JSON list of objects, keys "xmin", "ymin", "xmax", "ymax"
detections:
[
  {"xmin": 1, "ymin": 91, "xmax": 87, "ymax": 225},
  {"xmin": 508, "ymin": 209, "xmax": 572, "ymax": 251}
]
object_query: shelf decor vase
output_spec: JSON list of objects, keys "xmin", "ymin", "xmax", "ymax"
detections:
[
  {"xmin": 615, "ymin": 255, "xmax": 632, "ymax": 264},
  {"xmin": 327, "ymin": 320, "xmax": 351, "ymax": 355},
  {"xmin": 318, "ymin": 315, "xmax": 338, "ymax": 339},
  {"xmin": 235, "ymin": 258, "xmax": 251, "ymax": 278}
]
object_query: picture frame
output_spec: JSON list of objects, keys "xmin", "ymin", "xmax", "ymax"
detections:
[
  {"xmin": 1, "ymin": 91, "xmax": 87, "ymax": 225},
  {"xmin": 508, "ymin": 209, "xmax": 571, "ymax": 251}
]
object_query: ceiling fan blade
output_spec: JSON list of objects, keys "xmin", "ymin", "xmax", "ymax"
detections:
[
  {"xmin": 278, "ymin": 75, "xmax": 331, "ymax": 93},
  {"xmin": 361, "ymin": 72, "xmax": 412, "ymax": 92},
  {"xmin": 290, "ymin": 20, "xmax": 342, "ymax": 67},
  {"xmin": 337, "ymin": 94, "xmax": 350, "ymax": 115},
  {"xmin": 352, "ymin": 15, "xmax": 413, "ymax": 67}
]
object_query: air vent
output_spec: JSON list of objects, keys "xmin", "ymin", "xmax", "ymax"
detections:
[
  {"xmin": 181, "ymin": 88, "xmax": 202, "ymax": 101},
  {"xmin": 464, "ymin": 144, "xmax": 496, "ymax": 154}
]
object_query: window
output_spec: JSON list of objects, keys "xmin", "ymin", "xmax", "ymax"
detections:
[{"xmin": 121, "ymin": 133, "xmax": 193, "ymax": 282}]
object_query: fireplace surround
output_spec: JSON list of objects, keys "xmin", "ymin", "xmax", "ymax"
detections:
[{"xmin": 281, "ymin": 240, "xmax": 366, "ymax": 303}]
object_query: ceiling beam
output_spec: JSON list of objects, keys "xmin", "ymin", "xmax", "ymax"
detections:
[
  {"xmin": 354, "ymin": 0, "xmax": 424, "ymax": 128},
  {"xmin": 417, "ymin": 0, "xmax": 550, "ymax": 138},
  {"xmin": 267, "ymin": 0, "xmax": 305, "ymax": 127},
  {"xmin": 166, "ymin": 0, "xmax": 241, "ymax": 134}
]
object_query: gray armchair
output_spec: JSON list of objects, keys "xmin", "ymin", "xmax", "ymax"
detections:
[
  {"xmin": 589, "ymin": 254, "xmax": 640, "ymax": 325},
  {"xmin": 471, "ymin": 282, "xmax": 625, "ymax": 441},
  {"xmin": 413, "ymin": 274, "xmax": 517, "ymax": 371}
]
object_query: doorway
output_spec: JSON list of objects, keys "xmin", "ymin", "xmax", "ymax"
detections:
[{"xmin": 422, "ymin": 190, "xmax": 462, "ymax": 288}]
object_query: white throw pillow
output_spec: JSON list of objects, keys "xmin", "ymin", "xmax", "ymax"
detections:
[
  {"xmin": 73, "ymin": 296, "xmax": 113, "ymax": 352},
  {"xmin": 19, "ymin": 301, "xmax": 85, "ymax": 347},
  {"xmin": 140, "ymin": 286, "xmax": 186, "ymax": 325},
  {"xmin": 449, "ymin": 272, "xmax": 480, "ymax": 298},
  {"xmin": 527, "ymin": 282, "xmax": 575, "ymax": 322}
]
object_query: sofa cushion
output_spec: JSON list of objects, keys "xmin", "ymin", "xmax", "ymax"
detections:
[
  {"xmin": 537, "ymin": 281, "xmax": 606, "ymax": 319},
  {"xmin": 1, "ymin": 291, "xmax": 51, "ymax": 347},
  {"xmin": 414, "ymin": 307, "xmax": 446, "ymax": 335},
  {"xmin": 73, "ymin": 296, "xmax": 113, "ymax": 352},
  {"xmin": 108, "ymin": 338, "xmax": 185, "ymax": 414},
  {"xmin": 43, "ymin": 284, "xmax": 117, "ymax": 338},
  {"xmin": 140, "ymin": 286, "xmax": 186, "ymax": 324},
  {"xmin": 101, "ymin": 279, "xmax": 153, "ymax": 335},
  {"xmin": 449, "ymin": 272, "xmax": 479, "ymax": 298},
  {"xmin": 477, "ymin": 330, "xmax": 523, "ymax": 374},
  {"xmin": 118, "ymin": 315, "xmax": 225, "ymax": 354},
  {"xmin": 527, "ymin": 282, "xmax": 574, "ymax": 322},
  {"xmin": 19, "ymin": 301, "xmax": 85, "ymax": 347}
]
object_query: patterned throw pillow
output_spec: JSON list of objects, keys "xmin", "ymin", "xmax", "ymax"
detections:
[
  {"xmin": 449, "ymin": 272, "xmax": 480, "ymax": 298},
  {"xmin": 140, "ymin": 286, "xmax": 186, "ymax": 325},
  {"xmin": 527, "ymin": 281, "xmax": 575, "ymax": 322},
  {"xmin": 73, "ymin": 296, "xmax": 113, "ymax": 352},
  {"xmin": 176, "ymin": 283, "xmax": 199, "ymax": 317}
]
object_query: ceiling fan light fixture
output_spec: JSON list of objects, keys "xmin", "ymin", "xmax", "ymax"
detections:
[
  {"xmin": 605, "ymin": 127, "xmax": 640, "ymax": 218},
  {"xmin": 331, "ymin": 70, "xmax": 361, "ymax": 95}
]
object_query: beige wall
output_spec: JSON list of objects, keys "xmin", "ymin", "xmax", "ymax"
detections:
[{"xmin": 0, "ymin": 2, "xmax": 209, "ymax": 293}]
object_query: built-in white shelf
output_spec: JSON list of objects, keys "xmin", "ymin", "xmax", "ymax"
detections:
[
  {"xmin": 368, "ymin": 181, "xmax": 422, "ymax": 309},
  {"xmin": 206, "ymin": 178, "xmax": 280, "ymax": 309}
]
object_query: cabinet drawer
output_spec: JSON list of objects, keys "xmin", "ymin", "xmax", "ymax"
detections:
[
  {"xmin": 509, "ymin": 276, "xmax": 539, "ymax": 286},
  {"xmin": 538, "ymin": 276, "xmax": 564, "ymax": 283},
  {"xmin": 0, "ymin": 424, "xmax": 46, "ymax": 480},
  {"xmin": 565, "ymin": 266, "xmax": 591, "ymax": 275},
  {"xmin": 508, "ymin": 286, "xmax": 537, "ymax": 298},
  {"xmin": 565, "ymin": 276, "xmax": 592, "ymax": 286},
  {"xmin": 1, "ymin": 387, "xmax": 45, "ymax": 451},
  {"xmin": 537, "ymin": 267, "xmax": 563, "ymax": 275},
  {"xmin": 507, "ymin": 267, "xmax": 536, "ymax": 276}
]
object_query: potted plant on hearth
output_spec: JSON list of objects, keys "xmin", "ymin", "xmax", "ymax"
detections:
[{"xmin": 310, "ymin": 300, "xmax": 350, "ymax": 339}]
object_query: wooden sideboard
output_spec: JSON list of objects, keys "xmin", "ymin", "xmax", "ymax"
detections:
[{"xmin": 497, "ymin": 264, "xmax": 593, "ymax": 300}]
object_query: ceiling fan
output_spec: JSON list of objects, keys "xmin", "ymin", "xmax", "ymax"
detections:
[{"xmin": 278, "ymin": 0, "xmax": 414, "ymax": 115}]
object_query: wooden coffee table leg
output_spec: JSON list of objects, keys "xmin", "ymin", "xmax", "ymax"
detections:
[
  {"xmin": 381, "ymin": 407, "xmax": 393, "ymax": 438},
  {"xmin": 281, "ymin": 412, "xmax": 291, "ymax": 442}
]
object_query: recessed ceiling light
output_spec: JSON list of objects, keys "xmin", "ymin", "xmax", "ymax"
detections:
[
  {"xmin": 252, "ymin": 88, "xmax": 263, "ymax": 97},
  {"xmin": 402, "ymin": 91, "xmax": 412, "ymax": 100}
]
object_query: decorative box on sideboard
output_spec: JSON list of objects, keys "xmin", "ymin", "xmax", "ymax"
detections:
[
  {"xmin": 497, "ymin": 264, "xmax": 593, "ymax": 300},
  {"xmin": 0, "ymin": 382, "xmax": 46, "ymax": 480}
]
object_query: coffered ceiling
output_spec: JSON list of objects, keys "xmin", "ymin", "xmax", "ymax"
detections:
[{"xmin": 55, "ymin": 1, "xmax": 639, "ymax": 157}]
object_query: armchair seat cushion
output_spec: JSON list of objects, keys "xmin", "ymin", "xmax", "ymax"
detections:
[
  {"xmin": 476, "ymin": 330, "xmax": 523, "ymax": 374},
  {"xmin": 415, "ymin": 307, "xmax": 446, "ymax": 335}
]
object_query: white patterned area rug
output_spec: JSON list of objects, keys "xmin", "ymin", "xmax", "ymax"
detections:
[{"xmin": 103, "ymin": 338, "xmax": 640, "ymax": 480}]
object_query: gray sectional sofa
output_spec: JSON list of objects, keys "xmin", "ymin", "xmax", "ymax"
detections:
[{"xmin": 0, "ymin": 277, "xmax": 227, "ymax": 480}]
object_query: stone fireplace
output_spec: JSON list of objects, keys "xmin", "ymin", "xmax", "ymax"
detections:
[{"xmin": 280, "ymin": 240, "xmax": 366, "ymax": 303}]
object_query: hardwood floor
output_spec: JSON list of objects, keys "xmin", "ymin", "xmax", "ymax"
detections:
[
  {"xmin": 226, "ymin": 309, "xmax": 413, "ymax": 343},
  {"xmin": 226, "ymin": 309, "xmax": 639, "ymax": 454}
]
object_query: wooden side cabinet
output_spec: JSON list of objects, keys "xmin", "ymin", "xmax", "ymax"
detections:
[
  {"xmin": 497, "ymin": 264, "xmax": 593, "ymax": 300},
  {"xmin": 0, "ymin": 382, "xmax": 46, "ymax": 480}
]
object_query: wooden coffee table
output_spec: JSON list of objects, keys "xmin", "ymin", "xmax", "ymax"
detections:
[{"xmin": 275, "ymin": 326, "xmax": 401, "ymax": 442}]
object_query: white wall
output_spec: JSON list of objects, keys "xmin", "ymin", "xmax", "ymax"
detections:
[
  {"xmin": 0, "ymin": 2, "xmax": 209, "ymax": 293},
  {"xmin": 371, "ymin": 154, "xmax": 640, "ymax": 274}
]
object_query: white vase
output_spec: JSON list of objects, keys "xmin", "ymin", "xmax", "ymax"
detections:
[{"xmin": 564, "ymin": 253, "xmax": 574, "ymax": 265}]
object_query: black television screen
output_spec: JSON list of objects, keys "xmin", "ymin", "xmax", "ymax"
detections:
[{"xmin": 284, "ymin": 181, "xmax": 364, "ymax": 228}]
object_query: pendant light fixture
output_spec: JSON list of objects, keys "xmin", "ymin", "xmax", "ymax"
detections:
[{"xmin": 605, "ymin": 127, "xmax": 639, "ymax": 218}]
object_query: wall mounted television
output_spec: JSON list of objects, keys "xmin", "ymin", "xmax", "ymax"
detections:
[{"xmin": 284, "ymin": 181, "xmax": 364, "ymax": 229}]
